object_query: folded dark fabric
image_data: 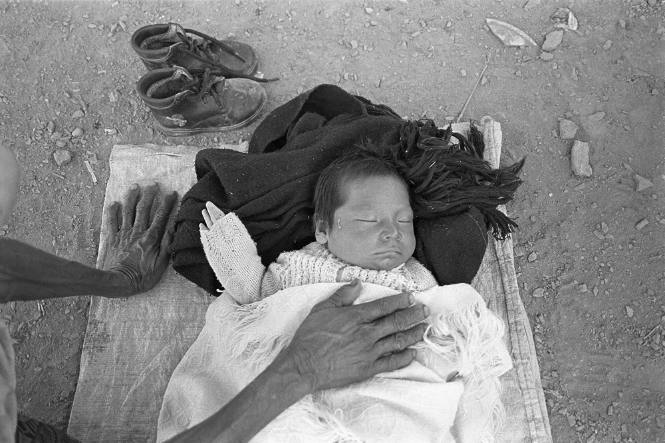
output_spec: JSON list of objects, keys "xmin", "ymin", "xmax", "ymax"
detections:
[{"xmin": 172, "ymin": 84, "xmax": 521, "ymax": 294}]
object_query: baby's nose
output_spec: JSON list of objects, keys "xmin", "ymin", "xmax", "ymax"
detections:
[{"xmin": 381, "ymin": 221, "xmax": 402, "ymax": 239}]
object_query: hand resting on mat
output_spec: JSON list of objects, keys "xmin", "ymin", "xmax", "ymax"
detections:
[
  {"xmin": 165, "ymin": 279, "xmax": 428, "ymax": 443},
  {"xmin": 100, "ymin": 183, "xmax": 178, "ymax": 296},
  {"xmin": 0, "ymin": 182, "xmax": 178, "ymax": 302},
  {"xmin": 0, "ymin": 144, "xmax": 181, "ymax": 440}
]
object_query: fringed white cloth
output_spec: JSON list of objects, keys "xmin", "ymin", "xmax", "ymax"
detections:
[{"xmin": 157, "ymin": 282, "xmax": 512, "ymax": 442}]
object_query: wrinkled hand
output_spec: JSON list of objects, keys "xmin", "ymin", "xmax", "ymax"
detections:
[
  {"xmin": 283, "ymin": 279, "xmax": 429, "ymax": 392},
  {"xmin": 100, "ymin": 183, "xmax": 178, "ymax": 296}
]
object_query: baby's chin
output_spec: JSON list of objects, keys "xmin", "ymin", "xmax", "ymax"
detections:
[{"xmin": 362, "ymin": 254, "xmax": 409, "ymax": 271}]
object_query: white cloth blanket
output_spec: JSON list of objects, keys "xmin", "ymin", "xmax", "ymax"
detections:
[{"xmin": 157, "ymin": 282, "xmax": 512, "ymax": 442}]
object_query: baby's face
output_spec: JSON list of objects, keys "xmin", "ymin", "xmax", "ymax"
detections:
[{"xmin": 316, "ymin": 175, "xmax": 416, "ymax": 270}]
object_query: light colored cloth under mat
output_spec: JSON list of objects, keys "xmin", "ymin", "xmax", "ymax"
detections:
[{"xmin": 66, "ymin": 120, "xmax": 552, "ymax": 443}]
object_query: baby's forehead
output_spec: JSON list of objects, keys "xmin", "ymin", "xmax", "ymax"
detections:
[{"xmin": 339, "ymin": 175, "xmax": 412, "ymax": 210}]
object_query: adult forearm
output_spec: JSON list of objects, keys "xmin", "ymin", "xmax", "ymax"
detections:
[
  {"xmin": 0, "ymin": 238, "xmax": 131, "ymax": 302},
  {"xmin": 166, "ymin": 353, "xmax": 310, "ymax": 443}
]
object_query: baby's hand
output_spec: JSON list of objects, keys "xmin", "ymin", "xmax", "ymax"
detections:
[{"xmin": 200, "ymin": 201, "xmax": 226, "ymax": 232}]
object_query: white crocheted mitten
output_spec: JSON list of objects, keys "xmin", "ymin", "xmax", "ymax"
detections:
[{"xmin": 200, "ymin": 212, "xmax": 266, "ymax": 304}]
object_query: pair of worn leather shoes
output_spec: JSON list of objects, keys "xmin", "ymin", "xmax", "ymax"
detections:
[{"xmin": 132, "ymin": 23, "xmax": 269, "ymax": 136}]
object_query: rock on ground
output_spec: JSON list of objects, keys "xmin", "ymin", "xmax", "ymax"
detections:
[
  {"xmin": 571, "ymin": 140, "xmax": 593, "ymax": 177},
  {"xmin": 53, "ymin": 149, "xmax": 72, "ymax": 166},
  {"xmin": 540, "ymin": 51, "xmax": 554, "ymax": 61},
  {"xmin": 542, "ymin": 30, "xmax": 564, "ymax": 51},
  {"xmin": 559, "ymin": 119, "xmax": 579, "ymax": 139},
  {"xmin": 634, "ymin": 174, "xmax": 653, "ymax": 192}
]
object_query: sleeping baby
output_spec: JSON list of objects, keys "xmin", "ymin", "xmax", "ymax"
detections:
[
  {"xmin": 195, "ymin": 148, "xmax": 512, "ymax": 442},
  {"xmin": 200, "ymin": 148, "xmax": 437, "ymax": 302}
]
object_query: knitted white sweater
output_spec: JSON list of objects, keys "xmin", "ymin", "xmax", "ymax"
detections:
[{"xmin": 200, "ymin": 212, "xmax": 438, "ymax": 303}]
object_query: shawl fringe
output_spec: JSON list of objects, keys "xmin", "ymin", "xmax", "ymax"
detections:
[
  {"xmin": 419, "ymin": 294, "xmax": 508, "ymax": 442},
  {"xmin": 365, "ymin": 119, "xmax": 525, "ymax": 240}
]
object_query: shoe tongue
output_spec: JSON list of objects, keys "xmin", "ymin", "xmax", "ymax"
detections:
[
  {"xmin": 146, "ymin": 69, "xmax": 197, "ymax": 99},
  {"xmin": 140, "ymin": 23, "xmax": 186, "ymax": 49}
]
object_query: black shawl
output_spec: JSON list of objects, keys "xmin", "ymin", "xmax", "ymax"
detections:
[{"xmin": 171, "ymin": 84, "xmax": 523, "ymax": 294}]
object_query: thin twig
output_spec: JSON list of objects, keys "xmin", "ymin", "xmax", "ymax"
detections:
[
  {"xmin": 642, "ymin": 324, "xmax": 662, "ymax": 343},
  {"xmin": 83, "ymin": 160, "xmax": 98, "ymax": 184},
  {"xmin": 456, "ymin": 54, "xmax": 491, "ymax": 123}
]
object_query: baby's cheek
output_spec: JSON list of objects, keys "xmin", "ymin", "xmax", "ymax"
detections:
[{"xmin": 403, "ymin": 226, "xmax": 416, "ymax": 243}]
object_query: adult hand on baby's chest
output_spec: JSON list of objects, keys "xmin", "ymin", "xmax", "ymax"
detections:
[{"xmin": 282, "ymin": 280, "xmax": 429, "ymax": 392}]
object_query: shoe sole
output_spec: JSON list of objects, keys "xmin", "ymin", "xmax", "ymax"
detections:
[{"xmin": 153, "ymin": 88, "xmax": 267, "ymax": 137}]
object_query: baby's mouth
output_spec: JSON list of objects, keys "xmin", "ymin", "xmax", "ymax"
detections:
[{"xmin": 375, "ymin": 248, "xmax": 401, "ymax": 256}]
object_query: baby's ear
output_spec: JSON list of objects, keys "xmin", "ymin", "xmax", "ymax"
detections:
[{"xmin": 314, "ymin": 219, "xmax": 329, "ymax": 244}]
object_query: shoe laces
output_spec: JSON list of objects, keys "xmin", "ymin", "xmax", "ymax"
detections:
[
  {"xmin": 196, "ymin": 69, "xmax": 226, "ymax": 109},
  {"xmin": 174, "ymin": 25, "xmax": 247, "ymax": 64},
  {"xmin": 170, "ymin": 23, "xmax": 276, "ymax": 83}
]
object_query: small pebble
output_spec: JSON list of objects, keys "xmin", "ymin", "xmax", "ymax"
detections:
[
  {"xmin": 571, "ymin": 140, "xmax": 593, "ymax": 177},
  {"xmin": 47, "ymin": 121, "xmax": 55, "ymax": 134},
  {"xmin": 364, "ymin": 7, "xmax": 373, "ymax": 14},
  {"xmin": 635, "ymin": 218, "xmax": 649, "ymax": 230},
  {"xmin": 71, "ymin": 127, "xmax": 83, "ymax": 137},
  {"xmin": 542, "ymin": 30, "xmax": 564, "ymax": 51},
  {"xmin": 480, "ymin": 75, "xmax": 488, "ymax": 86},
  {"xmin": 602, "ymin": 40, "xmax": 613, "ymax": 50},
  {"xmin": 625, "ymin": 306, "xmax": 634, "ymax": 318},
  {"xmin": 71, "ymin": 109, "xmax": 84, "ymax": 119},
  {"xmin": 559, "ymin": 119, "xmax": 578, "ymax": 139},
  {"xmin": 634, "ymin": 174, "xmax": 653, "ymax": 192},
  {"xmin": 532, "ymin": 288, "xmax": 545, "ymax": 298},
  {"xmin": 460, "ymin": 69, "xmax": 467, "ymax": 77},
  {"xmin": 540, "ymin": 52, "xmax": 554, "ymax": 61},
  {"xmin": 566, "ymin": 414, "xmax": 576, "ymax": 427},
  {"xmin": 527, "ymin": 252, "xmax": 538, "ymax": 262},
  {"xmin": 588, "ymin": 111, "xmax": 605, "ymax": 122},
  {"xmin": 350, "ymin": 39, "xmax": 358, "ymax": 49},
  {"xmin": 55, "ymin": 139, "xmax": 67, "ymax": 148},
  {"xmin": 618, "ymin": 19, "xmax": 627, "ymax": 29},
  {"xmin": 53, "ymin": 149, "xmax": 72, "ymax": 166}
]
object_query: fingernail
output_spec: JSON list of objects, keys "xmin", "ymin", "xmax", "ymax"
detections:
[
  {"xmin": 350, "ymin": 278, "xmax": 360, "ymax": 286},
  {"xmin": 423, "ymin": 305, "xmax": 430, "ymax": 316},
  {"xmin": 408, "ymin": 293, "xmax": 415, "ymax": 304}
]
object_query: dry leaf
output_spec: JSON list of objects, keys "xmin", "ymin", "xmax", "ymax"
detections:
[{"xmin": 486, "ymin": 18, "xmax": 537, "ymax": 47}]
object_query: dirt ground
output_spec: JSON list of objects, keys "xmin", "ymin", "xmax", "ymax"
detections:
[{"xmin": 0, "ymin": 0, "xmax": 663, "ymax": 441}]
